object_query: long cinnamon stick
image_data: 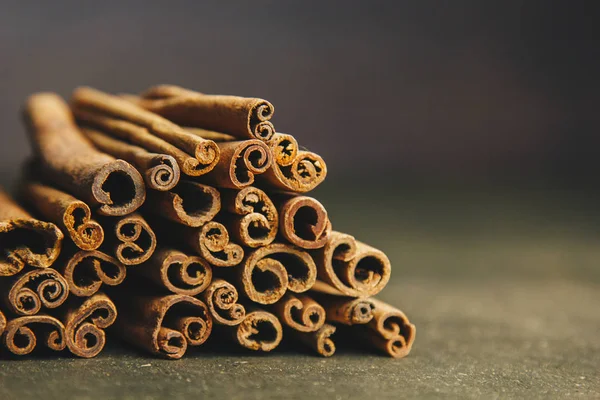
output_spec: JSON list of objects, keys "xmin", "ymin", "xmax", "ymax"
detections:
[
  {"xmin": 133, "ymin": 85, "xmax": 276, "ymax": 141},
  {"xmin": 292, "ymin": 323, "xmax": 336, "ymax": 357},
  {"xmin": 311, "ymin": 231, "xmax": 391, "ymax": 297},
  {"xmin": 99, "ymin": 213, "xmax": 157, "ymax": 266},
  {"xmin": 0, "ymin": 267, "xmax": 69, "ymax": 316},
  {"xmin": 82, "ymin": 127, "xmax": 181, "ymax": 191},
  {"xmin": 310, "ymin": 288, "xmax": 375, "ymax": 325},
  {"xmin": 199, "ymin": 278, "xmax": 245, "ymax": 326},
  {"xmin": 0, "ymin": 189, "xmax": 63, "ymax": 276},
  {"xmin": 24, "ymin": 93, "xmax": 146, "ymax": 216},
  {"xmin": 270, "ymin": 293, "xmax": 325, "ymax": 333},
  {"xmin": 20, "ymin": 181, "xmax": 104, "ymax": 251},
  {"xmin": 2, "ymin": 315, "xmax": 66, "ymax": 356},
  {"xmin": 272, "ymin": 194, "xmax": 331, "ymax": 249},
  {"xmin": 71, "ymin": 87, "xmax": 220, "ymax": 177}
]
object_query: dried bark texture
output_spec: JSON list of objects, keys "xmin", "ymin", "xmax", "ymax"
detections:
[
  {"xmin": 184, "ymin": 127, "xmax": 236, "ymax": 142},
  {"xmin": 71, "ymin": 87, "xmax": 220, "ymax": 177},
  {"xmin": 199, "ymin": 140, "xmax": 272, "ymax": 189},
  {"xmin": 220, "ymin": 187, "xmax": 278, "ymax": 248},
  {"xmin": 270, "ymin": 293, "xmax": 325, "ymax": 333},
  {"xmin": 82, "ymin": 128, "xmax": 180, "ymax": 191},
  {"xmin": 0, "ymin": 311, "xmax": 5, "ymax": 336},
  {"xmin": 129, "ymin": 248, "xmax": 212, "ymax": 296},
  {"xmin": 0, "ymin": 189, "xmax": 63, "ymax": 276},
  {"xmin": 111, "ymin": 294, "xmax": 212, "ymax": 359},
  {"xmin": 236, "ymin": 243, "xmax": 317, "ymax": 305},
  {"xmin": 310, "ymin": 288, "xmax": 375, "ymax": 325},
  {"xmin": 173, "ymin": 221, "xmax": 244, "ymax": 267},
  {"xmin": 311, "ymin": 231, "xmax": 391, "ymax": 297},
  {"xmin": 199, "ymin": 278, "xmax": 245, "ymax": 326},
  {"xmin": 145, "ymin": 181, "xmax": 220, "ymax": 227},
  {"xmin": 20, "ymin": 182, "xmax": 104, "ymax": 251},
  {"xmin": 292, "ymin": 323, "xmax": 336, "ymax": 357},
  {"xmin": 273, "ymin": 194, "xmax": 331, "ymax": 249},
  {"xmin": 54, "ymin": 250, "xmax": 126, "ymax": 297},
  {"xmin": 0, "ymin": 268, "xmax": 69, "ymax": 316},
  {"xmin": 3, "ymin": 315, "xmax": 66, "ymax": 356},
  {"xmin": 61, "ymin": 293, "xmax": 117, "ymax": 358},
  {"xmin": 24, "ymin": 93, "xmax": 146, "ymax": 216},
  {"xmin": 100, "ymin": 213, "xmax": 157, "ymax": 266},
  {"xmin": 258, "ymin": 133, "xmax": 327, "ymax": 193},
  {"xmin": 232, "ymin": 308, "xmax": 282, "ymax": 352},
  {"xmin": 133, "ymin": 85, "xmax": 276, "ymax": 141}
]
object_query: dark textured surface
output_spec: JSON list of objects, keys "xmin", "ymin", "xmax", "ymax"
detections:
[{"xmin": 1, "ymin": 186, "xmax": 599, "ymax": 399}]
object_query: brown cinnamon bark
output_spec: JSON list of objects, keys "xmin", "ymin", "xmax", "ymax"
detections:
[
  {"xmin": 24, "ymin": 93, "xmax": 146, "ymax": 216},
  {"xmin": 128, "ymin": 248, "xmax": 212, "ymax": 296},
  {"xmin": 0, "ymin": 189, "xmax": 63, "ymax": 276},
  {"xmin": 311, "ymin": 231, "xmax": 391, "ymax": 297},
  {"xmin": 0, "ymin": 268, "xmax": 69, "ymax": 316},
  {"xmin": 258, "ymin": 133, "xmax": 327, "ymax": 193},
  {"xmin": 229, "ymin": 307, "xmax": 282, "ymax": 352},
  {"xmin": 60, "ymin": 293, "xmax": 117, "ymax": 358},
  {"xmin": 272, "ymin": 194, "xmax": 331, "ymax": 249},
  {"xmin": 99, "ymin": 213, "xmax": 157, "ymax": 266},
  {"xmin": 2, "ymin": 315, "xmax": 66, "ymax": 356},
  {"xmin": 20, "ymin": 182, "xmax": 104, "ymax": 251},
  {"xmin": 82, "ymin": 127, "xmax": 180, "ymax": 191},
  {"xmin": 0, "ymin": 310, "xmax": 5, "ymax": 336},
  {"xmin": 144, "ymin": 180, "xmax": 220, "ymax": 227},
  {"xmin": 54, "ymin": 249, "xmax": 126, "ymax": 297},
  {"xmin": 198, "ymin": 140, "xmax": 272, "ymax": 189},
  {"xmin": 184, "ymin": 127, "xmax": 236, "ymax": 142},
  {"xmin": 71, "ymin": 87, "xmax": 220, "ymax": 177},
  {"xmin": 199, "ymin": 278, "xmax": 245, "ymax": 326},
  {"xmin": 133, "ymin": 85, "xmax": 276, "ymax": 141},
  {"xmin": 310, "ymin": 288, "xmax": 375, "ymax": 325},
  {"xmin": 292, "ymin": 323, "xmax": 336, "ymax": 357},
  {"xmin": 220, "ymin": 187, "xmax": 278, "ymax": 248},
  {"xmin": 235, "ymin": 243, "xmax": 316, "ymax": 305},
  {"xmin": 111, "ymin": 294, "xmax": 212, "ymax": 359},
  {"xmin": 270, "ymin": 293, "xmax": 325, "ymax": 333}
]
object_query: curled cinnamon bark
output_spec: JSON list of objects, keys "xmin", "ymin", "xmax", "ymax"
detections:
[
  {"xmin": 199, "ymin": 278, "xmax": 245, "ymax": 326},
  {"xmin": 145, "ymin": 181, "xmax": 220, "ymax": 227},
  {"xmin": 82, "ymin": 128, "xmax": 180, "ymax": 191},
  {"xmin": 273, "ymin": 194, "xmax": 331, "ymax": 249},
  {"xmin": 61, "ymin": 293, "xmax": 117, "ymax": 358},
  {"xmin": 236, "ymin": 243, "xmax": 317, "ymax": 305},
  {"xmin": 199, "ymin": 140, "xmax": 272, "ymax": 189},
  {"xmin": 0, "ymin": 310, "xmax": 5, "ymax": 336},
  {"xmin": 0, "ymin": 268, "xmax": 69, "ymax": 316},
  {"xmin": 72, "ymin": 87, "xmax": 220, "ymax": 177},
  {"xmin": 24, "ymin": 93, "xmax": 146, "ymax": 216},
  {"xmin": 3, "ymin": 315, "xmax": 66, "ymax": 356},
  {"xmin": 134, "ymin": 85, "xmax": 276, "ymax": 141},
  {"xmin": 292, "ymin": 323, "xmax": 336, "ymax": 357},
  {"xmin": 311, "ymin": 231, "xmax": 391, "ymax": 297},
  {"xmin": 360, "ymin": 299, "xmax": 415, "ymax": 359},
  {"xmin": 0, "ymin": 189, "xmax": 63, "ymax": 276},
  {"xmin": 232, "ymin": 308, "xmax": 282, "ymax": 352},
  {"xmin": 310, "ymin": 288, "xmax": 375, "ymax": 325},
  {"xmin": 129, "ymin": 248, "xmax": 212, "ymax": 296},
  {"xmin": 271, "ymin": 293, "xmax": 325, "ymax": 333},
  {"xmin": 100, "ymin": 213, "xmax": 157, "ymax": 266},
  {"xmin": 54, "ymin": 249, "xmax": 126, "ymax": 297},
  {"xmin": 258, "ymin": 133, "xmax": 327, "ymax": 193},
  {"xmin": 20, "ymin": 182, "xmax": 104, "ymax": 251},
  {"xmin": 221, "ymin": 187, "xmax": 278, "ymax": 248},
  {"xmin": 111, "ymin": 294, "xmax": 212, "ymax": 359}
]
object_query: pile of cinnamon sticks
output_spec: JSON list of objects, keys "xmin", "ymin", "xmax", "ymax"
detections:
[{"xmin": 0, "ymin": 85, "xmax": 415, "ymax": 359}]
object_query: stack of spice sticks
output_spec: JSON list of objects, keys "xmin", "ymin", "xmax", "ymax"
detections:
[{"xmin": 0, "ymin": 85, "xmax": 415, "ymax": 359}]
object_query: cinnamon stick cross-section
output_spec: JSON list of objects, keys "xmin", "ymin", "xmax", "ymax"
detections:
[
  {"xmin": 24, "ymin": 93, "xmax": 146, "ymax": 216},
  {"xmin": 20, "ymin": 181, "xmax": 104, "ymax": 251},
  {"xmin": 270, "ymin": 293, "xmax": 326, "ymax": 333},
  {"xmin": 99, "ymin": 213, "xmax": 157, "ymax": 266},
  {"xmin": 310, "ymin": 288, "xmax": 376, "ymax": 326},
  {"xmin": 2, "ymin": 315, "xmax": 66, "ymax": 356},
  {"xmin": 200, "ymin": 278, "xmax": 245, "ymax": 326},
  {"xmin": 0, "ymin": 189, "xmax": 63, "ymax": 276},
  {"xmin": 292, "ymin": 323, "xmax": 336, "ymax": 357},
  {"xmin": 272, "ymin": 194, "xmax": 331, "ymax": 249},
  {"xmin": 230, "ymin": 307, "xmax": 282, "ymax": 352}
]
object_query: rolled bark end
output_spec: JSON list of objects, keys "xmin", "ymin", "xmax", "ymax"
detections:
[
  {"xmin": 157, "ymin": 326, "xmax": 188, "ymax": 359},
  {"xmin": 236, "ymin": 310, "xmax": 282, "ymax": 352},
  {"xmin": 368, "ymin": 299, "xmax": 416, "ymax": 358},
  {"xmin": 64, "ymin": 201, "xmax": 104, "ymax": 250},
  {"xmin": 194, "ymin": 140, "xmax": 220, "ymax": 172},
  {"xmin": 92, "ymin": 159, "xmax": 146, "ymax": 216},
  {"xmin": 3, "ymin": 315, "xmax": 66, "ymax": 356},
  {"xmin": 274, "ymin": 294, "xmax": 326, "ymax": 333},
  {"xmin": 230, "ymin": 140, "xmax": 272, "ymax": 188},
  {"xmin": 279, "ymin": 196, "xmax": 331, "ymax": 249},
  {"xmin": 294, "ymin": 323, "xmax": 337, "ymax": 357},
  {"xmin": 198, "ymin": 222, "xmax": 244, "ymax": 267},
  {"xmin": 160, "ymin": 251, "xmax": 212, "ymax": 296},
  {"xmin": 113, "ymin": 214, "xmax": 157, "ymax": 266},
  {"xmin": 225, "ymin": 186, "xmax": 278, "ymax": 248},
  {"xmin": 201, "ymin": 278, "xmax": 246, "ymax": 326},
  {"xmin": 62, "ymin": 250, "xmax": 126, "ymax": 297},
  {"xmin": 8, "ymin": 268, "xmax": 69, "ymax": 315},
  {"xmin": 242, "ymin": 257, "xmax": 289, "ymax": 305},
  {"xmin": 145, "ymin": 154, "xmax": 180, "ymax": 191},
  {"xmin": 250, "ymin": 100, "xmax": 275, "ymax": 141}
]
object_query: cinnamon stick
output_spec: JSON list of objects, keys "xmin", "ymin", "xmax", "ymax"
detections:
[
  {"xmin": 229, "ymin": 307, "xmax": 282, "ymax": 352},
  {"xmin": 20, "ymin": 181, "xmax": 104, "ymax": 251},
  {"xmin": 2, "ymin": 315, "xmax": 66, "ymax": 356},
  {"xmin": 272, "ymin": 193, "xmax": 331, "ymax": 249},
  {"xmin": 111, "ymin": 294, "xmax": 212, "ymax": 359},
  {"xmin": 99, "ymin": 213, "xmax": 157, "ymax": 266},
  {"xmin": 0, "ymin": 267, "xmax": 69, "ymax": 316},
  {"xmin": 270, "ymin": 293, "xmax": 325, "ymax": 333},
  {"xmin": 82, "ymin": 127, "xmax": 181, "ymax": 191},
  {"xmin": 310, "ymin": 288, "xmax": 375, "ymax": 325},
  {"xmin": 24, "ymin": 93, "xmax": 146, "ymax": 216},
  {"xmin": 60, "ymin": 293, "xmax": 117, "ymax": 358},
  {"xmin": 311, "ymin": 231, "xmax": 391, "ymax": 297},
  {"xmin": 71, "ymin": 87, "xmax": 220, "ymax": 177},
  {"xmin": 133, "ymin": 85, "xmax": 276, "ymax": 141},
  {"xmin": 127, "ymin": 248, "xmax": 212, "ymax": 296},
  {"xmin": 199, "ymin": 278, "xmax": 245, "ymax": 326},
  {"xmin": 0, "ymin": 310, "xmax": 5, "ymax": 336},
  {"xmin": 0, "ymin": 188, "xmax": 63, "ymax": 276},
  {"xmin": 292, "ymin": 323, "xmax": 336, "ymax": 357}
]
